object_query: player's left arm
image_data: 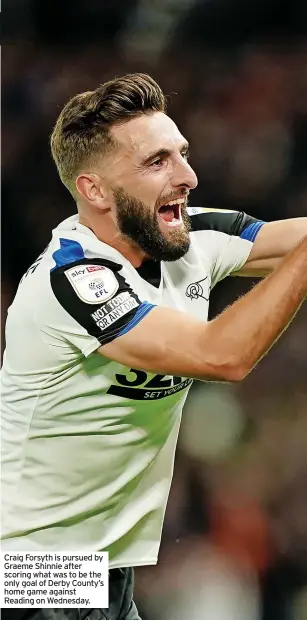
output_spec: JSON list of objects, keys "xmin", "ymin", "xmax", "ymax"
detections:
[{"xmin": 235, "ymin": 218, "xmax": 307, "ymax": 277}]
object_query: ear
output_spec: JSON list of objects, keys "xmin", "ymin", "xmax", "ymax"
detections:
[{"xmin": 75, "ymin": 173, "xmax": 105, "ymax": 207}]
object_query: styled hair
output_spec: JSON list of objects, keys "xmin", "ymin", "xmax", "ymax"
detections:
[{"xmin": 50, "ymin": 73, "xmax": 166, "ymax": 194}]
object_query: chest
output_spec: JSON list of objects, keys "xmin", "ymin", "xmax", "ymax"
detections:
[{"xmin": 125, "ymin": 244, "xmax": 212, "ymax": 322}]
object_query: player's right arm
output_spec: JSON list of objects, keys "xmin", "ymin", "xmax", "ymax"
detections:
[{"xmin": 100, "ymin": 236, "xmax": 307, "ymax": 382}]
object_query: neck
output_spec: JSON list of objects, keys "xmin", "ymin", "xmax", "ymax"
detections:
[{"xmin": 78, "ymin": 212, "xmax": 147, "ymax": 268}]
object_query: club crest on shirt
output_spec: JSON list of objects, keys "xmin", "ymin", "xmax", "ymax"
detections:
[
  {"xmin": 65, "ymin": 264, "xmax": 119, "ymax": 304},
  {"xmin": 185, "ymin": 276, "xmax": 209, "ymax": 301}
]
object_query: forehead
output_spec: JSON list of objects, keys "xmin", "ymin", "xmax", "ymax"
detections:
[{"xmin": 110, "ymin": 111, "xmax": 185, "ymax": 159}]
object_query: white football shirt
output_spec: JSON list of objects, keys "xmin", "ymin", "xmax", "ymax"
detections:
[{"xmin": 1, "ymin": 208, "xmax": 264, "ymax": 567}]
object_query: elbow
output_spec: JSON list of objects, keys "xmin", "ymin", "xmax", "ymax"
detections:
[
  {"xmin": 195, "ymin": 331, "xmax": 253, "ymax": 383},
  {"xmin": 225, "ymin": 363, "xmax": 250, "ymax": 383},
  {"xmin": 201, "ymin": 356, "xmax": 250, "ymax": 383}
]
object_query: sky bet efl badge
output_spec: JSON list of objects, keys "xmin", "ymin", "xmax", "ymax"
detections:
[{"xmin": 65, "ymin": 264, "xmax": 119, "ymax": 304}]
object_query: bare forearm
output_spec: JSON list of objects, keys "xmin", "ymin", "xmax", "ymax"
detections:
[{"xmin": 207, "ymin": 235, "xmax": 307, "ymax": 380}]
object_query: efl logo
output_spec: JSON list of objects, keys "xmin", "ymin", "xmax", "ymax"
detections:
[{"xmin": 65, "ymin": 264, "xmax": 119, "ymax": 304}]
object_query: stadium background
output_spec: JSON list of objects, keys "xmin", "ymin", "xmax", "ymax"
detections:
[{"xmin": 2, "ymin": 0, "xmax": 307, "ymax": 618}]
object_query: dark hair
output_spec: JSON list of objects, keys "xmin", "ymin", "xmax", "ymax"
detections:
[{"xmin": 50, "ymin": 73, "xmax": 166, "ymax": 194}]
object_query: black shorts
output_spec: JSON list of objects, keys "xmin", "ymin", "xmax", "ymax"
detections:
[{"xmin": 1, "ymin": 567, "xmax": 141, "ymax": 620}]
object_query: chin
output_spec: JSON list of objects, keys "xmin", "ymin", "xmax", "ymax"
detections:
[{"xmin": 158, "ymin": 236, "xmax": 191, "ymax": 262}]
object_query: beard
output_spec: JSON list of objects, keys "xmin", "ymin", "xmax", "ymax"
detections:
[{"xmin": 112, "ymin": 187, "xmax": 191, "ymax": 262}]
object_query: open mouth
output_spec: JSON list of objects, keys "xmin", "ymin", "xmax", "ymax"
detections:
[{"xmin": 158, "ymin": 198, "xmax": 184, "ymax": 228}]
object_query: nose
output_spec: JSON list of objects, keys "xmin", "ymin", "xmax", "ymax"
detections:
[{"xmin": 171, "ymin": 157, "xmax": 198, "ymax": 190}]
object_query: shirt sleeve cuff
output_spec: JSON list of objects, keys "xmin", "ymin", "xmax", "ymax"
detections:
[{"xmin": 240, "ymin": 221, "xmax": 266, "ymax": 242}]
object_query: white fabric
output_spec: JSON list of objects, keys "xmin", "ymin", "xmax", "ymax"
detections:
[{"xmin": 1, "ymin": 211, "xmax": 253, "ymax": 567}]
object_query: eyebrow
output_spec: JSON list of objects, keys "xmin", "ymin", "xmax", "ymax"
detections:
[{"xmin": 140, "ymin": 142, "xmax": 190, "ymax": 167}]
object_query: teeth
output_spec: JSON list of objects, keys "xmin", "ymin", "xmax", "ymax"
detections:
[{"xmin": 165, "ymin": 198, "xmax": 185, "ymax": 206}]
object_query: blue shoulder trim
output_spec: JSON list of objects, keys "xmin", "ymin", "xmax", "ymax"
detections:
[
  {"xmin": 51, "ymin": 238, "xmax": 85, "ymax": 271},
  {"xmin": 118, "ymin": 302, "xmax": 155, "ymax": 336},
  {"xmin": 240, "ymin": 221, "xmax": 266, "ymax": 242}
]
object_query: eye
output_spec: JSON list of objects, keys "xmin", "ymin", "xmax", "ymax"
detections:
[
  {"xmin": 181, "ymin": 148, "xmax": 190, "ymax": 160},
  {"xmin": 150, "ymin": 157, "xmax": 165, "ymax": 168}
]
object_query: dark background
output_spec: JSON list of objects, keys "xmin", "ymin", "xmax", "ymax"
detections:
[{"xmin": 2, "ymin": 0, "xmax": 307, "ymax": 618}]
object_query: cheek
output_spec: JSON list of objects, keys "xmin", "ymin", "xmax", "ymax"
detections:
[
  {"xmin": 130, "ymin": 179, "xmax": 162, "ymax": 205},
  {"xmin": 117, "ymin": 166, "xmax": 169, "ymax": 206},
  {"xmin": 140, "ymin": 175, "xmax": 169, "ymax": 204}
]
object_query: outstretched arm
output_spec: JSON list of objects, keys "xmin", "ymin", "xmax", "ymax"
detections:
[
  {"xmin": 100, "ymin": 236, "xmax": 307, "ymax": 383},
  {"xmin": 235, "ymin": 218, "xmax": 307, "ymax": 276},
  {"xmin": 49, "ymin": 227, "xmax": 307, "ymax": 384}
]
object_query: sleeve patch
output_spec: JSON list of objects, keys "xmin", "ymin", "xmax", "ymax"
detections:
[
  {"xmin": 65, "ymin": 264, "xmax": 119, "ymax": 304},
  {"xmin": 50, "ymin": 258, "xmax": 155, "ymax": 349},
  {"xmin": 91, "ymin": 291, "xmax": 140, "ymax": 331}
]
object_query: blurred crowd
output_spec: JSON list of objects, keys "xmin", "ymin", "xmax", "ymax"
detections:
[{"xmin": 2, "ymin": 0, "xmax": 307, "ymax": 618}]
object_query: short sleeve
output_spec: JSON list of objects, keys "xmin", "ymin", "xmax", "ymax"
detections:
[
  {"xmin": 188, "ymin": 207, "xmax": 266, "ymax": 287},
  {"xmin": 48, "ymin": 258, "xmax": 155, "ymax": 357},
  {"xmin": 207, "ymin": 231, "xmax": 254, "ymax": 287}
]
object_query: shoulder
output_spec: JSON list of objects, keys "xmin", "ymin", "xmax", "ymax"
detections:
[
  {"xmin": 187, "ymin": 207, "xmax": 264, "ymax": 240},
  {"xmin": 46, "ymin": 229, "xmax": 140, "ymax": 306},
  {"xmin": 35, "ymin": 235, "xmax": 150, "ymax": 351},
  {"xmin": 17, "ymin": 225, "xmax": 137, "ymax": 313},
  {"xmin": 50, "ymin": 257, "xmax": 129, "ymax": 308}
]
